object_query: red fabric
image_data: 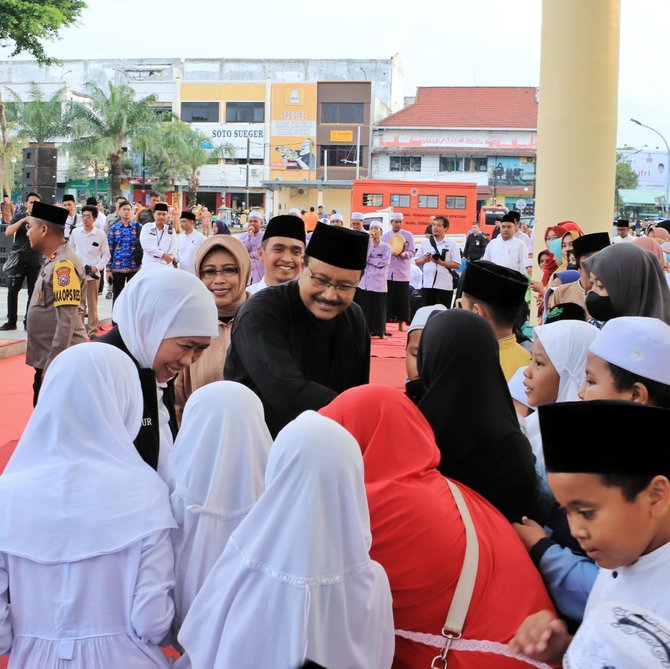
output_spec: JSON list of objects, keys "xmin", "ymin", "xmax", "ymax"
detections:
[
  {"xmin": 538, "ymin": 250, "xmax": 559, "ymax": 287},
  {"xmin": 559, "ymin": 221, "xmax": 584, "ymax": 235},
  {"xmin": 543, "ymin": 225, "xmax": 569, "ymax": 243},
  {"xmin": 320, "ymin": 385, "xmax": 556, "ymax": 669}
]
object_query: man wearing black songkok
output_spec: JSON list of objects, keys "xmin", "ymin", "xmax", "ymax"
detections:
[{"xmin": 225, "ymin": 222, "xmax": 371, "ymax": 436}]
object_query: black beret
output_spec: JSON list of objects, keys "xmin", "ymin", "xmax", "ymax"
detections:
[
  {"xmin": 572, "ymin": 232, "xmax": 611, "ymax": 259},
  {"xmin": 180, "ymin": 211, "xmax": 196, "ymax": 221},
  {"xmin": 62, "ymin": 194, "xmax": 75, "ymax": 202},
  {"xmin": 154, "ymin": 202, "xmax": 169, "ymax": 212},
  {"xmin": 31, "ymin": 201, "xmax": 69, "ymax": 226},
  {"xmin": 264, "ymin": 215, "xmax": 306, "ymax": 245},
  {"xmin": 305, "ymin": 222, "xmax": 368, "ymax": 270},
  {"xmin": 461, "ymin": 260, "xmax": 528, "ymax": 306}
]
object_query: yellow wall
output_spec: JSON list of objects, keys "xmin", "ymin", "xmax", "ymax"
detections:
[
  {"xmin": 274, "ymin": 186, "xmax": 352, "ymax": 220},
  {"xmin": 179, "ymin": 83, "xmax": 266, "ymax": 102}
]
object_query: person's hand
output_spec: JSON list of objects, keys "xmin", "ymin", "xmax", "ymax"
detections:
[
  {"xmin": 162, "ymin": 253, "xmax": 174, "ymax": 263},
  {"xmin": 513, "ymin": 516, "xmax": 548, "ymax": 551},
  {"xmin": 509, "ymin": 610, "xmax": 570, "ymax": 663},
  {"xmin": 529, "ymin": 280, "xmax": 545, "ymax": 295},
  {"xmin": 106, "ymin": 270, "xmax": 113, "ymax": 281}
]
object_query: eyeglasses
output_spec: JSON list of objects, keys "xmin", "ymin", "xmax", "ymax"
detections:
[
  {"xmin": 308, "ymin": 271, "xmax": 358, "ymax": 293},
  {"xmin": 199, "ymin": 267, "xmax": 240, "ymax": 279}
]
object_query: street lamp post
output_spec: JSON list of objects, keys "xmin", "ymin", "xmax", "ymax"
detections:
[{"xmin": 631, "ymin": 119, "xmax": 670, "ymax": 216}]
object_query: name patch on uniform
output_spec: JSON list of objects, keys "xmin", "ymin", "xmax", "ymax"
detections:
[{"xmin": 53, "ymin": 260, "xmax": 82, "ymax": 307}]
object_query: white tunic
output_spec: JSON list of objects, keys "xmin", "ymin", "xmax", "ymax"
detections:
[
  {"xmin": 567, "ymin": 541, "xmax": 670, "ymax": 666},
  {"xmin": 176, "ymin": 231, "xmax": 206, "ymax": 275},
  {"xmin": 483, "ymin": 236, "xmax": 528, "ymax": 274},
  {"xmin": 0, "ymin": 532, "xmax": 174, "ymax": 668},
  {"xmin": 140, "ymin": 223, "xmax": 179, "ymax": 266}
]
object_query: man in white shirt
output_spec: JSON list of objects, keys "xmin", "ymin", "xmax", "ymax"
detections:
[
  {"xmin": 415, "ymin": 215, "xmax": 461, "ymax": 308},
  {"xmin": 248, "ymin": 215, "xmax": 306, "ymax": 295},
  {"xmin": 69, "ymin": 205, "xmax": 110, "ymax": 338},
  {"xmin": 176, "ymin": 211, "xmax": 205, "ymax": 275},
  {"xmin": 85, "ymin": 196, "xmax": 106, "ymax": 231},
  {"xmin": 62, "ymin": 194, "xmax": 81, "ymax": 240},
  {"xmin": 140, "ymin": 202, "xmax": 178, "ymax": 266},
  {"xmin": 483, "ymin": 216, "xmax": 528, "ymax": 274},
  {"xmin": 613, "ymin": 219, "xmax": 635, "ymax": 243}
]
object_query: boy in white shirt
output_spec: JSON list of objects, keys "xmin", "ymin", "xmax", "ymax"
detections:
[{"xmin": 510, "ymin": 401, "xmax": 670, "ymax": 667}]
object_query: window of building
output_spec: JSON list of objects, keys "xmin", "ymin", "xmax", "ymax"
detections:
[
  {"xmin": 446, "ymin": 196, "xmax": 467, "ymax": 209},
  {"xmin": 390, "ymin": 194, "xmax": 410, "ymax": 208},
  {"xmin": 225, "ymin": 102, "xmax": 265, "ymax": 123},
  {"xmin": 363, "ymin": 193, "xmax": 383, "ymax": 207},
  {"xmin": 151, "ymin": 103, "xmax": 173, "ymax": 118},
  {"xmin": 390, "ymin": 156, "xmax": 422, "ymax": 172},
  {"xmin": 181, "ymin": 102, "xmax": 219, "ymax": 123},
  {"xmin": 321, "ymin": 102, "xmax": 364, "ymax": 124},
  {"xmin": 418, "ymin": 195, "xmax": 438, "ymax": 208},
  {"xmin": 320, "ymin": 144, "xmax": 358, "ymax": 167},
  {"xmin": 439, "ymin": 156, "xmax": 487, "ymax": 172}
]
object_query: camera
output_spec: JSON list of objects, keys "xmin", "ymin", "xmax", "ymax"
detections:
[
  {"xmin": 432, "ymin": 250, "xmax": 447, "ymax": 262},
  {"xmin": 85, "ymin": 265, "xmax": 100, "ymax": 279}
]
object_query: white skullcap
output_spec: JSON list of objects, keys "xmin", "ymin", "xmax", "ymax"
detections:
[
  {"xmin": 351, "ymin": 212, "xmax": 364, "ymax": 221},
  {"xmin": 319, "ymin": 217, "xmax": 330, "ymax": 225},
  {"xmin": 508, "ymin": 366, "xmax": 530, "ymax": 408},
  {"xmin": 247, "ymin": 209, "xmax": 264, "ymax": 220},
  {"xmin": 589, "ymin": 316, "xmax": 670, "ymax": 385},
  {"xmin": 368, "ymin": 220, "xmax": 383, "ymax": 231},
  {"xmin": 407, "ymin": 304, "xmax": 447, "ymax": 335},
  {"xmin": 390, "ymin": 213, "xmax": 404, "ymax": 221},
  {"xmin": 288, "ymin": 208, "xmax": 301, "ymax": 217},
  {"xmin": 330, "ymin": 213, "xmax": 343, "ymax": 222}
]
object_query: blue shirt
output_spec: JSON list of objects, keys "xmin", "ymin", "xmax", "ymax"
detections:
[{"xmin": 108, "ymin": 221, "xmax": 141, "ymax": 271}]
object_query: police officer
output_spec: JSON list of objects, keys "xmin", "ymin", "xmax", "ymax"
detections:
[{"xmin": 25, "ymin": 202, "xmax": 88, "ymax": 406}]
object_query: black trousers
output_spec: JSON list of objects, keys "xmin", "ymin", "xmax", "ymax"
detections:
[
  {"xmin": 5, "ymin": 264, "xmax": 40, "ymax": 325},
  {"xmin": 32, "ymin": 368, "xmax": 43, "ymax": 407},
  {"xmin": 361, "ymin": 290, "xmax": 387, "ymax": 336},
  {"xmin": 421, "ymin": 288, "xmax": 453, "ymax": 309},
  {"xmin": 387, "ymin": 280, "xmax": 411, "ymax": 324},
  {"xmin": 112, "ymin": 271, "xmax": 138, "ymax": 304}
]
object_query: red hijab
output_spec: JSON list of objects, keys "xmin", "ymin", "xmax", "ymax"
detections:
[
  {"xmin": 543, "ymin": 225, "xmax": 569, "ymax": 243},
  {"xmin": 320, "ymin": 385, "xmax": 555, "ymax": 669}
]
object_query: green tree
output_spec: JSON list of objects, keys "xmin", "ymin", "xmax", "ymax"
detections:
[
  {"xmin": 615, "ymin": 154, "xmax": 640, "ymax": 209},
  {"xmin": 0, "ymin": 0, "xmax": 85, "ymax": 64},
  {"xmin": 0, "ymin": 88, "xmax": 27, "ymax": 197},
  {"xmin": 66, "ymin": 83, "xmax": 159, "ymax": 198},
  {"xmin": 7, "ymin": 83, "xmax": 65, "ymax": 143}
]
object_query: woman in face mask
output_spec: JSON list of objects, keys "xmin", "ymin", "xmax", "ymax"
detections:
[{"xmin": 583, "ymin": 242, "xmax": 670, "ymax": 325}]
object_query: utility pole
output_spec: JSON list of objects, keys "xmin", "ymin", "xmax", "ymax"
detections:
[
  {"xmin": 324, "ymin": 150, "xmax": 328, "ymax": 183},
  {"xmin": 355, "ymin": 126, "xmax": 361, "ymax": 180},
  {"xmin": 245, "ymin": 136, "xmax": 250, "ymax": 211}
]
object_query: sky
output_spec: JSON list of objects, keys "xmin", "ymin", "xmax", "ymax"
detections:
[{"xmin": 2, "ymin": 0, "xmax": 668, "ymax": 149}]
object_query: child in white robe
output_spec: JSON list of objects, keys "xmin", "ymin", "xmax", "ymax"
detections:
[
  {"xmin": 0, "ymin": 343, "xmax": 177, "ymax": 668},
  {"xmin": 168, "ymin": 381, "xmax": 272, "ymax": 633}
]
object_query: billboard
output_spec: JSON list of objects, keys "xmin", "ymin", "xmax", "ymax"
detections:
[
  {"xmin": 192, "ymin": 123, "xmax": 265, "ymax": 160},
  {"xmin": 488, "ymin": 156, "xmax": 535, "ymax": 187},
  {"xmin": 270, "ymin": 83, "xmax": 317, "ymax": 178},
  {"xmin": 619, "ymin": 149, "xmax": 669, "ymax": 190}
]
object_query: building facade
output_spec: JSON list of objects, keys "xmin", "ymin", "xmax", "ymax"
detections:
[{"xmin": 371, "ymin": 87, "xmax": 538, "ymax": 214}]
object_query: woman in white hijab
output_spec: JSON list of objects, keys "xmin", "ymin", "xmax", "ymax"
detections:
[
  {"xmin": 522, "ymin": 320, "xmax": 599, "ymax": 476},
  {"xmin": 0, "ymin": 343, "xmax": 176, "ymax": 668},
  {"xmin": 176, "ymin": 411, "xmax": 395, "ymax": 669},
  {"xmin": 99, "ymin": 265, "xmax": 219, "ymax": 478},
  {"xmin": 168, "ymin": 381, "xmax": 272, "ymax": 633}
]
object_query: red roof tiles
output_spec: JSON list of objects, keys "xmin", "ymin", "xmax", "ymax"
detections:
[{"xmin": 378, "ymin": 87, "xmax": 538, "ymax": 129}]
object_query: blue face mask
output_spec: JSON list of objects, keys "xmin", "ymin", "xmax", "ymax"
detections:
[{"xmin": 547, "ymin": 238, "xmax": 563, "ymax": 260}]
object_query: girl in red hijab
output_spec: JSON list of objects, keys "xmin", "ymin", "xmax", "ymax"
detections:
[{"xmin": 320, "ymin": 384, "xmax": 556, "ymax": 669}]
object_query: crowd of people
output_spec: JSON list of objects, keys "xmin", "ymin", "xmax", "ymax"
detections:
[{"xmin": 1, "ymin": 191, "xmax": 670, "ymax": 668}]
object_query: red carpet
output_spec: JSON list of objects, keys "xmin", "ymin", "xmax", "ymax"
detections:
[{"xmin": 0, "ymin": 329, "xmax": 405, "ymax": 667}]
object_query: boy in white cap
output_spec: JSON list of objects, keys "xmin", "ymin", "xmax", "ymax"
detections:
[
  {"xmin": 350, "ymin": 212, "xmax": 365, "ymax": 232},
  {"xmin": 330, "ymin": 213, "xmax": 344, "ymax": 227},
  {"xmin": 580, "ymin": 316, "xmax": 670, "ymax": 407},
  {"xmin": 382, "ymin": 212, "xmax": 416, "ymax": 332}
]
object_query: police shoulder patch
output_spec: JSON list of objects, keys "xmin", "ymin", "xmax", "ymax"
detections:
[{"xmin": 53, "ymin": 260, "xmax": 82, "ymax": 307}]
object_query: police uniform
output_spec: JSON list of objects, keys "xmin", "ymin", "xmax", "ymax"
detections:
[{"xmin": 26, "ymin": 203, "xmax": 88, "ymax": 405}]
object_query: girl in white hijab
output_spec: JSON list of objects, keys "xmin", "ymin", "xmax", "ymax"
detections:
[
  {"xmin": 100, "ymin": 265, "xmax": 219, "ymax": 479},
  {"xmin": 522, "ymin": 320, "xmax": 599, "ymax": 476},
  {"xmin": 0, "ymin": 343, "xmax": 176, "ymax": 668},
  {"xmin": 168, "ymin": 381, "xmax": 272, "ymax": 633},
  {"xmin": 176, "ymin": 411, "xmax": 395, "ymax": 669}
]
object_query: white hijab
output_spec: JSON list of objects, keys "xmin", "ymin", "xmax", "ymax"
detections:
[
  {"xmin": 168, "ymin": 381, "xmax": 272, "ymax": 628},
  {"xmin": 534, "ymin": 320, "xmax": 600, "ymax": 402},
  {"xmin": 177, "ymin": 411, "xmax": 395, "ymax": 669},
  {"xmin": 0, "ymin": 343, "xmax": 176, "ymax": 563},
  {"xmin": 113, "ymin": 265, "xmax": 219, "ymax": 369}
]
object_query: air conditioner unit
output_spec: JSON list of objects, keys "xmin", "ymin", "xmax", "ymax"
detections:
[{"xmin": 298, "ymin": 188, "xmax": 305, "ymax": 195}]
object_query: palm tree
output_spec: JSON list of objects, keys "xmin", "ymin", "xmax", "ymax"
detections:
[
  {"xmin": 66, "ymin": 83, "xmax": 159, "ymax": 198},
  {"xmin": 7, "ymin": 83, "xmax": 65, "ymax": 144},
  {"xmin": 144, "ymin": 121, "xmax": 234, "ymax": 206},
  {"xmin": 0, "ymin": 88, "xmax": 27, "ymax": 198}
]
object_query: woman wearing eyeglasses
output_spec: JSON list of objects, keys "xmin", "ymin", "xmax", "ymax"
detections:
[{"xmin": 174, "ymin": 236, "xmax": 252, "ymax": 425}]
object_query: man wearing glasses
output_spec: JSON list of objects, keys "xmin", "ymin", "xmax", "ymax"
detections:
[{"xmin": 225, "ymin": 221, "xmax": 370, "ymax": 436}]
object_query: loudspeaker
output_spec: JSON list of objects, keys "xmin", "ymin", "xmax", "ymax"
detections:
[{"xmin": 23, "ymin": 144, "xmax": 58, "ymax": 204}]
